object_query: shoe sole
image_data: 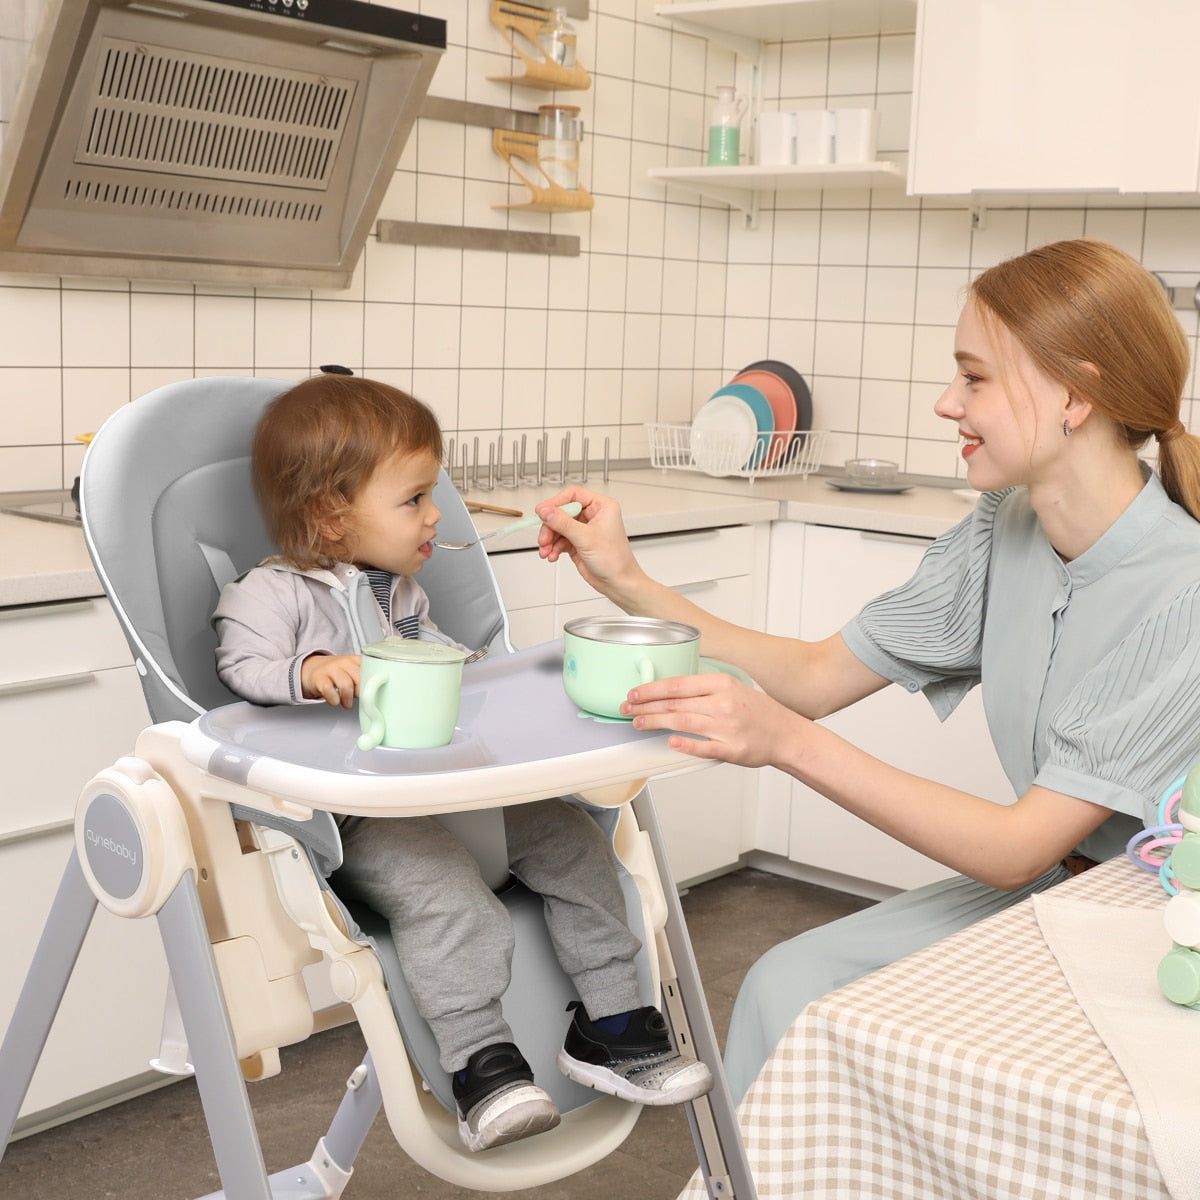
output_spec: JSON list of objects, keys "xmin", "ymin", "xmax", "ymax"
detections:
[
  {"xmin": 556, "ymin": 1048, "xmax": 714, "ymax": 1106},
  {"xmin": 459, "ymin": 1094, "xmax": 561, "ymax": 1152}
]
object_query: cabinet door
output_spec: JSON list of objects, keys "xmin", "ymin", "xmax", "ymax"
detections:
[
  {"xmin": 910, "ymin": 0, "xmax": 1200, "ymax": 196},
  {"xmin": 788, "ymin": 525, "xmax": 1012, "ymax": 894},
  {"xmin": 1, "ymin": 829, "xmax": 170, "ymax": 1122}
]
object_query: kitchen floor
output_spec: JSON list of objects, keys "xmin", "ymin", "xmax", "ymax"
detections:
[{"xmin": 1, "ymin": 868, "xmax": 873, "ymax": 1200}]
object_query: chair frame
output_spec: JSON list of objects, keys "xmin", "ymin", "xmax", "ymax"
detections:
[{"xmin": 0, "ymin": 378, "xmax": 757, "ymax": 1198}]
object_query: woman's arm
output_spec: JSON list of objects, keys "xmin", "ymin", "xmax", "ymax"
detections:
[
  {"xmin": 621, "ymin": 670, "xmax": 1111, "ymax": 890},
  {"xmin": 536, "ymin": 487, "xmax": 890, "ymax": 718}
]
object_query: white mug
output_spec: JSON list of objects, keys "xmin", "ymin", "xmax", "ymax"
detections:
[
  {"xmin": 793, "ymin": 110, "xmax": 834, "ymax": 165},
  {"xmin": 833, "ymin": 108, "xmax": 880, "ymax": 164},
  {"xmin": 755, "ymin": 111, "xmax": 796, "ymax": 166}
]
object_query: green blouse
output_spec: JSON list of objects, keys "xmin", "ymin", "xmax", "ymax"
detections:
[{"xmin": 843, "ymin": 472, "xmax": 1200, "ymax": 861}]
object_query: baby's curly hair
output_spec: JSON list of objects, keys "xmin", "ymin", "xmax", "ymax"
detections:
[{"xmin": 253, "ymin": 375, "xmax": 443, "ymax": 570}]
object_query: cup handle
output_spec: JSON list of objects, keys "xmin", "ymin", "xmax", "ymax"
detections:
[
  {"xmin": 636, "ymin": 657, "xmax": 657, "ymax": 685},
  {"xmin": 356, "ymin": 673, "xmax": 387, "ymax": 751}
]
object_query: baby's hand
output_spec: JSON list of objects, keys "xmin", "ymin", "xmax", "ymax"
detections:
[{"xmin": 301, "ymin": 654, "xmax": 360, "ymax": 708}]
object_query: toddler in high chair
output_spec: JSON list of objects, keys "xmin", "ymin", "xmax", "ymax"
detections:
[{"xmin": 212, "ymin": 373, "xmax": 711, "ymax": 1152}]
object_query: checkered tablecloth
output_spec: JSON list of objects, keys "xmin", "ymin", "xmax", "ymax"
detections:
[{"xmin": 680, "ymin": 859, "xmax": 1171, "ymax": 1200}]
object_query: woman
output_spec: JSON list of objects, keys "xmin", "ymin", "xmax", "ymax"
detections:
[{"xmin": 535, "ymin": 239, "xmax": 1200, "ymax": 1102}]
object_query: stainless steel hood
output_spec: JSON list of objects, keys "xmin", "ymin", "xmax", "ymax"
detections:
[{"xmin": 0, "ymin": 0, "xmax": 445, "ymax": 287}]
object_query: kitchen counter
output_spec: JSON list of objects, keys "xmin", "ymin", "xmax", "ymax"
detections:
[
  {"xmin": 0, "ymin": 472, "xmax": 970, "ymax": 609},
  {"xmin": 608, "ymin": 467, "xmax": 976, "ymax": 540}
]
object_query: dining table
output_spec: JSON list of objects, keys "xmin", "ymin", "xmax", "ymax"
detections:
[{"xmin": 679, "ymin": 856, "xmax": 1198, "ymax": 1200}]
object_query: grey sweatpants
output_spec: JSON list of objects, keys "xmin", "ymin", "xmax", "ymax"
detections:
[{"xmin": 332, "ymin": 798, "xmax": 643, "ymax": 1072}]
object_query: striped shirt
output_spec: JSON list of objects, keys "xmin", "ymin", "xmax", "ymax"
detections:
[{"xmin": 365, "ymin": 568, "xmax": 420, "ymax": 639}]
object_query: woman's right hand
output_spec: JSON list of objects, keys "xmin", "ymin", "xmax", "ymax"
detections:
[
  {"xmin": 301, "ymin": 653, "xmax": 360, "ymax": 708},
  {"xmin": 535, "ymin": 487, "xmax": 648, "ymax": 605}
]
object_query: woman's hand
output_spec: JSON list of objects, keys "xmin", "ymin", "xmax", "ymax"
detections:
[
  {"xmin": 535, "ymin": 487, "xmax": 648, "ymax": 607},
  {"xmin": 622, "ymin": 671, "xmax": 803, "ymax": 769},
  {"xmin": 301, "ymin": 653, "xmax": 360, "ymax": 708}
]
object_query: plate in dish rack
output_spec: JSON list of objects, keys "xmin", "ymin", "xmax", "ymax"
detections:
[{"xmin": 691, "ymin": 395, "xmax": 760, "ymax": 474}]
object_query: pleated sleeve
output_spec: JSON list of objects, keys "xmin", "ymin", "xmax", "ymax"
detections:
[
  {"xmin": 841, "ymin": 490, "xmax": 1011, "ymax": 721},
  {"xmin": 1037, "ymin": 580, "xmax": 1200, "ymax": 822}
]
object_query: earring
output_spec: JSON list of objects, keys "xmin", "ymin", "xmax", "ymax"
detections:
[{"xmin": 1062, "ymin": 419, "xmax": 1072, "ymax": 438}]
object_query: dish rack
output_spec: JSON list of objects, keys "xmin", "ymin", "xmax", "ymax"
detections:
[{"xmin": 645, "ymin": 423, "xmax": 828, "ymax": 482}]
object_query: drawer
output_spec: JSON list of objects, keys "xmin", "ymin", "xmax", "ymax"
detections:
[
  {"xmin": 1, "ymin": 828, "xmax": 169, "ymax": 1121},
  {"xmin": 0, "ymin": 665, "xmax": 150, "ymax": 839},
  {"xmin": 556, "ymin": 575, "xmax": 756, "ymax": 633},
  {"xmin": 0, "ymin": 597, "xmax": 132, "ymax": 687},
  {"xmin": 488, "ymin": 549, "xmax": 555, "ymax": 612},
  {"xmin": 555, "ymin": 525, "xmax": 756, "ymax": 605}
]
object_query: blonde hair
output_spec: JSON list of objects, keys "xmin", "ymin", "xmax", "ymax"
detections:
[
  {"xmin": 253, "ymin": 375, "xmax": 443, "ymax": 569},
  {"xmin": 970, "ymin": 239, "xmax": 1200, "ymax": 520}
]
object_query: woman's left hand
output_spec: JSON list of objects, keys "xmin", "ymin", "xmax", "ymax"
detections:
[{"xmin": 623, "ymin": 671, "xmax": 800, "ymax": 768}]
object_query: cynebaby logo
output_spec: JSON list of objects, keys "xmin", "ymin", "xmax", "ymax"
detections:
[{"xmin": 86, "ymin": 826, "xmax": 138, "ymax": 870}]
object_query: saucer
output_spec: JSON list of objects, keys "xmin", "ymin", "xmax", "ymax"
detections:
[{"xmin": 826, "ymin": 478, "xmax": 912, "ymax": 495}]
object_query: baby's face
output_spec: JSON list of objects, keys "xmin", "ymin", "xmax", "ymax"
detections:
[{"xmin": 342, "ymin": 448, "xmax": 441, "ymax": 575}]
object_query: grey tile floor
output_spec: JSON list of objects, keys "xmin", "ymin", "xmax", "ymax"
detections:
[{"xmin": 0, "ymin": 868, "xmax": 872, "ymax": 1200}]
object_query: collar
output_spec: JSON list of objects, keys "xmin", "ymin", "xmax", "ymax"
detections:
[{"xmin": 1064, "ymin": 467, "xmax": 1167, "ymax": 588}]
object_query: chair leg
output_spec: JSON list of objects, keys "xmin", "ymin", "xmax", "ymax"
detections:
[
  {"xmin": 0, "ymin": 850, "xmax": 98, "ymax": 1156},
  {"xmin": 155, "ymin": 872, "xmax": 274, "ymax": 1200},
  {"xmin": 631, "ymin": 792, "xmax": 759, "ymax": 1200}
]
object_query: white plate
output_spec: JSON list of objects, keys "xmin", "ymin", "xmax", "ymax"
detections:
[
  {"xmin": 952, "ymin": 488, "xmax": 978, "ymax": 503},
  {"xmin": 691, "ymin": 394, "xmax": 759, "ymax": 475}
]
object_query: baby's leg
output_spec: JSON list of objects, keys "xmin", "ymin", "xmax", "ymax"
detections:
[
  {"xmin": 503, "ymin": 798, "xmax": 642, "ymax": 1019},
  {"xmin": 333, "ymin": 814, "xmax": 513, "ymax": 1072}
]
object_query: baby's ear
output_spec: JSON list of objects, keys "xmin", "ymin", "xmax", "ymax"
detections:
[{"xmin": 312, "ymin": 500, "xmax": 350, "ymax": 554}]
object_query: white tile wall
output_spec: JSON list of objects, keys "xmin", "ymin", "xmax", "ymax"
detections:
[{"xmin": 2, "ymin": 2, "xmax": 1200, "ymax": 490}]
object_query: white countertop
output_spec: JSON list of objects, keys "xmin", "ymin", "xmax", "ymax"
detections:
[{"xmin": 0, "ymin": 471, "xmax": 975, "ymax": 609}]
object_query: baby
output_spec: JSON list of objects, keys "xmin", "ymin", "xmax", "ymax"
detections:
[{"xmin": 212, "ymin": 373, "xmax": 711, "ymax": 1152}]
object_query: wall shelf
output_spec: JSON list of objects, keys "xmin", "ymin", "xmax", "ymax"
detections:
[
  {"xmin": 649, "ymin": 160, "xmax": 905, "ymax": 221},
  {"xmin": 654, "ymin": 0, "xmax": 916, "ymax": 44}
]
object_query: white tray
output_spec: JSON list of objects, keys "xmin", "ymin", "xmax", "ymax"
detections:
[
  {"xmin": 182, "ymin": 641, "xmax": 705, "ymax": 817},
  {"xmin": 646, "ymin": 422, "xmax": 827, "ymax": 481}
]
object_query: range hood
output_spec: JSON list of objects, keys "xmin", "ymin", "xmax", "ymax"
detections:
[{"xmin": 0, "ymin": 0, "xmax": 445, "ymax": 287}]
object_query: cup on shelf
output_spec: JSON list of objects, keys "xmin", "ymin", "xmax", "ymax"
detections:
[
  {"xmin": 755, "ymin": 111, "xmax": 796, "ymax": 166},
  {"xmin": 832, "ymin": 108, "xmax": 880, "ymax": 163},
  {"xmin": 793, "ymin": 109, "xmax": 835, "ymax": 165}
]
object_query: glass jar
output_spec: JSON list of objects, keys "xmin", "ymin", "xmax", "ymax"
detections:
[
  {"xmin": 538, "ymin": 104, "xmax": 583, "ymax": 190},
  {"xmin": 538, "ymin": 6, "xmax": 577, "ymax": 69}
]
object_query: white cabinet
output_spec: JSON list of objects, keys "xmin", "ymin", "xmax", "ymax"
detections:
[
  {"xmin": 0, "ymin": 596, "xmax": 164, "ymax": 1131},
  {"xmin": 760, "ymin": 522, "xmax": 1013, "ymax": 897},
  {"xmin": 489, "ymin": 523, "xmax": 771, "ymax": 885},
  {"xmin": 910, "ymin": 0, "xmax": 1200, "ymax": 201}
]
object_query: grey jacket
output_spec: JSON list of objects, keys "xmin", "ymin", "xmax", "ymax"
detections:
[{"xmin": 213, "ymin": 558, "xmax": 464, "ymax": 705}]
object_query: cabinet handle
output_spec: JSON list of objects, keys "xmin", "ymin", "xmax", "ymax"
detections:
[
  {"xmin": 0, "ymin": 671, "xmax": 97, "ymax": 698},
  {"xmin": 0, "ymin": 598, "xmax": 95, "ymax": 621},
  {"xmin": 0, "ymin": 818, "xmax": 74, "ymax": 848},
  {"xmin": 673, "ymin": 579, "xmax": 720, "ymax": 596},
  {"xmin": 631, "ymin": 529, "xmax": 723, "ymax": 548},
  {"xmin": 858, "ymin": 531, "xmax": 933, "ymax": 548}
]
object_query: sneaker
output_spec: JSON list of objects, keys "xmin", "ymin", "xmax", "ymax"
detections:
[
  {"xmin": 452, "ymin": 1042, "xmax": 561, "ymax": 1152},
  {"xmin": 556, "ymin": 1001, "xmax": 714, "ymax": 1105}
]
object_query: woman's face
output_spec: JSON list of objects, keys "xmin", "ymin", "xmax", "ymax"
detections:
[{"xmin": 934, "ymin": 299, "xmax": 1069, "ymax": 492}]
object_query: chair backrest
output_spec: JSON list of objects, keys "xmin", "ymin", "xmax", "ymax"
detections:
[{"xmin": 79, "ymin": 376, "xmax": 512, "ymax": 725}]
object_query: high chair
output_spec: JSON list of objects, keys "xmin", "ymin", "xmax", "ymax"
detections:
[{"xmin": 0, "ymin": 377, "xmax": 756, "ymax": 1199}]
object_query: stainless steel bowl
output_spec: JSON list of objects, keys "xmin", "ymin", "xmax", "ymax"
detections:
[{"xmin": 562, "ymin": 616, "xmax": 700, "ymax": 646}]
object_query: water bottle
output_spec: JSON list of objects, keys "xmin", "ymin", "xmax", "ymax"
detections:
[{"xmin": 707, "ymin": 85, "xmax": 747, "ymax": 167}]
